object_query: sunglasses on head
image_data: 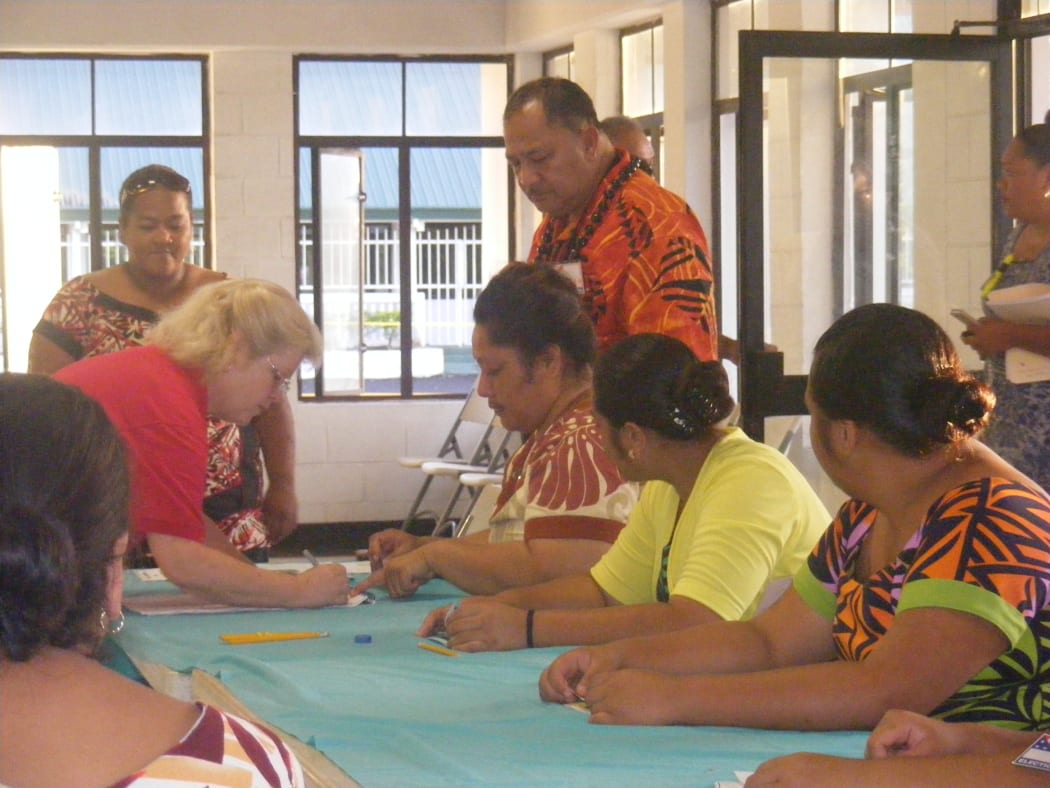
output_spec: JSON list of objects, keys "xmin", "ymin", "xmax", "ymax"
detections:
[{"xmin": 119, "ymin": 168, "xmax": 191, "ymax": 209}]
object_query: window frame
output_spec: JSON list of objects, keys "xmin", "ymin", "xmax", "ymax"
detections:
[
  {"xmin": 0, "ymin": 52, "xmax": 210, "ymax": 372},
  {"xmin": 293, "ymin": 53, "xmax": 514, "ymax": 401}
]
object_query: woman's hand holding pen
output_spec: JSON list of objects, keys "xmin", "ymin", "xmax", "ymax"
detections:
[
  {"xmin": 294, "ymin": 563, "xmax": 350, "ymax": 607},
  {"xmin": 417, "ymin": 597, "xmax": 528, "ymax": 652}
]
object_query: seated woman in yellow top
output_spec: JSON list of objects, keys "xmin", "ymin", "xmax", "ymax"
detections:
[
  {"xmin": 416, "ymin": 332, "xmax": 829, "ymax": 651},
  {"xmin": 539, "ymin": 304, "xmax": 1050, "ymax": 732}
]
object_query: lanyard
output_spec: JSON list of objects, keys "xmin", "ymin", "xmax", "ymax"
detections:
[{"xmin": 981, "ymin": 253, "xmax": 1017, "ymax": 299}]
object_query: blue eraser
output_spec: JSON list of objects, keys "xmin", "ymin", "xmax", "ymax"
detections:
[{"xmin": 354, "ymin": 634, "xmax": 372, "ymax": 644}]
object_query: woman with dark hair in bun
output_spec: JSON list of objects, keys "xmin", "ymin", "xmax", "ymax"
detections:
[
  {"xmin": 540, "ymin": 304, "xmax": 1050, "ymax": 735},
  {"xmin": 0, "ymin": 373, "xmax": 304, "ymax": 786},
  {"xmin": 417, "ymin": 332, "xmax": 829, "ymax": 652}
]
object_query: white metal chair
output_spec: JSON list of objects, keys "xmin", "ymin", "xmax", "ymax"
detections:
[
  {"xmin": 420, "ymin": 441, "xmax": 516, "ymax": 536},
  {"xmin": 429, "ymin": 474, "xmax": 503, "ymax": 538},
  {"xmin": 398, "ymin": 379, "xmax": 513, "ymax": 531}
]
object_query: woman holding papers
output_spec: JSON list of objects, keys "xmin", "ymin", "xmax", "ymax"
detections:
[
  {"xmin": 961, "ymin": 119, "xmax": 1050, "ymax": 492},
  {"xmin": 53, "ymin": 279, "xmax": 349, "ymax": 609},
  {"xmin": 539, "ymin": 304, "xmax": 1050, "ymax": 731},
  {"xmin": 416, "ymin": 332, "xmax": 829, "ymax": 651},
  {"xmin": 0, "ymin": 373, "xmax": 305, "ymax": 787}
]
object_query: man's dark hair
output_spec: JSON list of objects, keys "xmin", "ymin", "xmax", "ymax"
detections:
[{"xmin": 503, "ymin": 77, "xmax": 599, "ymax": 132}]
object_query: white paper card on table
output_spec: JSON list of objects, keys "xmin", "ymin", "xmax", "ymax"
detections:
[
  {"xmin": 1013, "ymin": 733, "xmax": 1050, "ymax": 772},
  {"xmin": 124, "ymin": 590, "xmax": 373, "ymax": 616},
  {"xmin": 713, "ymin": 772, "xmax": 753, "ymax": 788},
  {"xmin": 133, "ymin": 560, "xmax": 370, "ymax": 583}
]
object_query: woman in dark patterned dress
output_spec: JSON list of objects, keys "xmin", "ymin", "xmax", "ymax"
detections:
[
  {"xmin": 28, "ymin": 164, "xmax": 298, "ymax": 555},
  {"xmin": 962, "ymin": 119, "xmax": 1050, "ymax": 494}
]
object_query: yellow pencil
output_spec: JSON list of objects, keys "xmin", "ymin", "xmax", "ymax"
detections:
[
  {"xmin": 417, "ymin": 641, "xmax": 460, "ymax": 657},
  {"xmin": 220, "ymin": 631, "xmax": 330, "ymax": 645}
]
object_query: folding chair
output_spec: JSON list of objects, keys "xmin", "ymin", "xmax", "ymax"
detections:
[
  {"xmin": 427, "ymin": 473, "xmax": 503, "ymax": 538},
  {"xmin": 398, "ymin": 378, "xmax": 513, "ymax": 531},
  {"xmin": 420, "ymin": 435, "xmax": 516, "ymax": 536}
]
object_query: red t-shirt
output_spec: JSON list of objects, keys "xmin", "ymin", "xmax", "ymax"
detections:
[{"xmin": 54, "ymin": 345, "xmax": 208, "ymax": 546}]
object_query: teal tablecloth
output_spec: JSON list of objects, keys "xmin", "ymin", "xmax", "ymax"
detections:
[{"xmin": 117, "ymin": 574, "xmax": 866, "ymax": 787}]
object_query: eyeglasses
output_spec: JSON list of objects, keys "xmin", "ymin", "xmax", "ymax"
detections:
[
  {"xmin": 268, "ymin": 357, "xmax": 293, "ymax": 393},
  {"xmin": 119, "ymin": 167, "xmax": 191, "ymax": 209}
]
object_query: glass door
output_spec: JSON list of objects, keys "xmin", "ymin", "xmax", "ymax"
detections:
[{"xmin": 735, "ymin": 32, "xmax": 1012, "ymax": 446}]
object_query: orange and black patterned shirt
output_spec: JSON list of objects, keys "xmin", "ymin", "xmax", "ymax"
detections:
[
  {"xmin": 528, "ymin": 151, "xmax": 718, "ymax": 361},
  {"xmin": 795, "ymin": 477, "xmax": 1050, "ymax": 729}
]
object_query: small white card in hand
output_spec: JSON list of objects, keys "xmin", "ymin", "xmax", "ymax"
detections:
[
  {"xmin": 1013, "ymin": 733, "xmax": 1050, "ymax": 772},
  {"xmin": 713, "ymin": 771, "xmax": 753, "ymax": 787}
]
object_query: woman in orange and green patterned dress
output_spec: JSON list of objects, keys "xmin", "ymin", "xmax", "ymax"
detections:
[{"xmin": 540, "ymin": 303, "xmax": 1050, "ymax": 733}]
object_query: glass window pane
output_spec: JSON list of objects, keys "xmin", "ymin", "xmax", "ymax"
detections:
[
  {"xmin": 410, "ymin": 147, "xmax": 490, "ymax": 395},
  {"xmin": 717, "ymin": 2, "xmax": 751, "ymax": 100},
  {"xmin": 544, "ymin": 51, "xmax": 573, "ymax": 80},
  {"xmin": 840, "ymin": 0, "xmax": 889, "ymax": 33},
  {"xmin": 299, "ymin": 61, "xmax": 402, "ymax": 136},
  {"xmin": 1, "ymin": 145, "xmax": 69, "ymax": 372},
  {"xmin": 406, "ymin": 62, "xmax": 506, "ymax": 136},
  {"xmin": 0, "ymin": 58, "xmax": 91, "ymax": 134},
  {"xmin": 653, "ymin": 25, "xmax": 665, "ymax": 113},
  {"xmin": 1032, "ymin": 35, "xmax": 1050, "ymax": 123},
  {"xmin": 622, "ymin": 29, "xmax": 654, "ymax": 117},
  {"xmin": 95, "ymin": 60, "xmax": 203, "ymax": 135}
]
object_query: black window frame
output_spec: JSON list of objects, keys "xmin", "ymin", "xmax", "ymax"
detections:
[{"xmin": 293, "ymin": 53, "xmax": 514, "ymax": 401}]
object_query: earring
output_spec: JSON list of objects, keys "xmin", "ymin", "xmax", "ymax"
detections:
[{"xmin": 100, "ymin": 608, "xmax": 126, "ymax": 635}]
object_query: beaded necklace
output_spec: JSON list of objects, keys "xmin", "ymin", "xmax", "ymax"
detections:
[{"xmin": 533, "ymin": 156, "xmax": 644, "ymax": 262}]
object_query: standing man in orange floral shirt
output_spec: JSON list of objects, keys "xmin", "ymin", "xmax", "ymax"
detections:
[{"xmin": 504, "ymin": 77, "xmax": 718, "ymax": 362}]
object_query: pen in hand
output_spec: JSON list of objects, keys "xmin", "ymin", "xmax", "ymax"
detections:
[{"xmin": 302, "ymin": 549, "xmax": 320, "ymax": 567}]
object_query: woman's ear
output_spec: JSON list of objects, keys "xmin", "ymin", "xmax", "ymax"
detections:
[
  {"xmin": 620, "ymin": 421, "xmax": 646, "ymax": 458},
  {"xmin": 105, "ymin": 534, "xmax": 130, "ymax": 619},
  {"xmin": 833, "ymin": 419, "xmax": 860, "ymax": 455}
]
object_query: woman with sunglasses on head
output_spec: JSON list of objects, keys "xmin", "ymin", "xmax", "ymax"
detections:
[
  {"xmin": 416, "ymin": 332, "xmax": 829, "ymax": 652},
  {"xmin": 28, "ymin": 164, "xmax": 296, "ymax": 559},
  {"xmin": 53, "ymin": 278, "xmax": 348, "ymax": 609},
  {"xmin": 540, "ymin": 304, "xmax": 1050, "ymax": 734},
  {"xmin": 0, "ymin": 373, "xmax": 305, "ymax": 787}
]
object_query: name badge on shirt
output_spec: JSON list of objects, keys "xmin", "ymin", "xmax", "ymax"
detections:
[
  {"xmin": 554, "ymin": 261, "xmax": 585, "ymax": 295},
  {"xmin": 1013, "ymin": 733, "xmax": 1050, "ymax": 772}
]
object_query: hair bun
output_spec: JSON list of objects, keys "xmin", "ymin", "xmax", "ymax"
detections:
[{"xmin": 0, "ymin": 505, "xmax": 79, "ymax": 661}]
